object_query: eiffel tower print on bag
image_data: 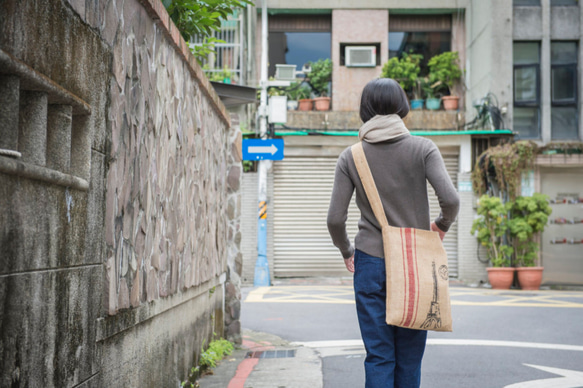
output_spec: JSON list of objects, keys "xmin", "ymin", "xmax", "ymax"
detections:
[{"xmin": 351, "ymin": 142, "xmax": 453, "ymax": 332}]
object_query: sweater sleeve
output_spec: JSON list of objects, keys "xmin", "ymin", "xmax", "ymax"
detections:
[
  {"xmin": 327, "ymin": 150, "xmax": 356, "ymax": 259},
  {"xmin": 425, "ymin": 142, "xmax": 460, "ymax": 232}
]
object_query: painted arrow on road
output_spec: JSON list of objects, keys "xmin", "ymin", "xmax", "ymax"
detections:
[
  {"xmin": 504, "ymin": 364, "xmax": 583, "ymax": 388},
  {"xmin": 248, "ymin": 144, "xmax": 278, "ymax": 155}
]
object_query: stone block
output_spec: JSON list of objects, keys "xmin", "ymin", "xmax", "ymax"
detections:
[{"xmin": 227, "ymin": 166, "xmax": 241, "ymax": 191}]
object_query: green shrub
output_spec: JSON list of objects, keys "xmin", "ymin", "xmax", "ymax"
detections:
[
  {"xmin": 199, "ymin": 338, "xmax": 234, "ymax": 369},
  {"xmin": 308, "ymin": 59, "xmax": 332, "ymax": 96},
  {"xmin": 427, "ymin": 51, "xmax": 462, "ymax": 95},
  {"xmin": 381, "ymin": 52, "xmax": 423, "ymax": 98},
  {"xmin": 470, "ymin": 195, "xmax": 513, "ymax": 267},
  {"xmin": 507, "ymin": 194, "xmax": 552, "ymax": 267}
]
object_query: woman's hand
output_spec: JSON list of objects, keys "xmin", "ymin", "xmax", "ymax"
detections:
[
  {"xmin": 344, "ymin": 255, "xmax": 355, "ymax": 273},
  {"xmin": 431, "ymin": 222, "xmax": 446, "ymax": 241}
]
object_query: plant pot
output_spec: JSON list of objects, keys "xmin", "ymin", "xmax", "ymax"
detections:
[
  {"xmin": 487, "ymin": 267, "xmax": 515, "ymax": 290},
  {"xmin": 442, "ymin": 96, "xmax": 459, "ymax": 110},
  {"xmin": 411, "ymin": 99, "xmax": 425, "ymax": 110},
  {"xmin": 287, "ymin": 100, "xmax": 298, "ymax": 111},
  {"xmin": 313, "ymin": 97, "xmax": 331, "ymax": 111},
  {"xmin": 425, "ymin": 98, "xmax": 441, "ymax": 110},
  {"xmin": 298, "ymin": 99, "xmax": 313, "ymax": 111},
  {"xmin": 516, "ymin": 267, "xmax": 544, "ymax": 290}
]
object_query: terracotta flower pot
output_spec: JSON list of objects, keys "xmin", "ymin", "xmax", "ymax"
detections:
[
  {"xmin": 487, "ymin": 267, "xmax": 515, "ymax": 290},
  {"xmin": 313, "ymin": 97, "xmax": 331, "ymax": 111},
  {"xmin": 442, "ymin": 96, "xmax": 460, "ymax": 110},
  {"xmin": 516, "ymin": 267, "xmax": 544, "ymax": 290},
  {"xmin": 298, "ymin": 99, "xmax": 313, "ymax": 111}
]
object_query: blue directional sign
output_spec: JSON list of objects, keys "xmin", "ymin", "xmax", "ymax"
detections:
[{"xmin": 242, "ymin": 139, "xmax": 284, "ymax": 161}]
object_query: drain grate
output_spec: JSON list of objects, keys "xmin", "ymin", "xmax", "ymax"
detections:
[{"xmin": 246, "ymin": 349, "xmax": 296, "ymax": 359}]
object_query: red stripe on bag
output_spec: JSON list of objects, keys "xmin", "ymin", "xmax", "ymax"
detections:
[
  {"xmin": 412, "ymin": 229, "xmax": 420, "ymax": 325},
  {"xmin": 403, "ymin": 228, "xmax": 416, "ymax": 327},
  {"xmin": 400, "ymin": 229, "xmax": 408, "ymax": 326}
]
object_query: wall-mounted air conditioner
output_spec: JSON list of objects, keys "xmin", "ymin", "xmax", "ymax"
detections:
[{"xmin": 345, "ymin": 46, "xmax": 377, "ymax": 67}]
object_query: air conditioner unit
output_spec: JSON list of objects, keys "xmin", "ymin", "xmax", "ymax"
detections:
[
  {"xmin": 275, "ymin": 64, "xmax": 297, "ymax": 81},
  {"xmin": 345, "ymin": 46, "xmax": 377, "ymax": 67}
]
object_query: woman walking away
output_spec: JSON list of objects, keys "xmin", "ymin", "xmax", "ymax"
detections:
[{"xmin": 327, "ymin": 78, "xmax": 460, "ymax": 388}]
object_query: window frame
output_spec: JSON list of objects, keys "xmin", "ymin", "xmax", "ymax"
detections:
[
  {"xmin": 513, "ymin": 41, "xmax": 542, "ymax": 139},
  {"xmin": 551, "ymin": 63, "xmax": 578, "ymax": 106},
  {"xmin": 550, "ymin": 41, "xmax": 579, "ymax": 140},
  {"xmin": 551, "ymin": 0, "xmax": 578, "ymax": 6},
  {"xmin": 513, "ymin": 64, "xmax": 541, "ymax": 106},
  {"xmin": 513, "ymin": 0, "xmax": 541, "ymax": 6}
]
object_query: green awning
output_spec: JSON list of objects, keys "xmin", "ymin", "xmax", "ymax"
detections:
[{"xmin": 274, "ymin": 129, "xmax": 514, "ymax": 137}]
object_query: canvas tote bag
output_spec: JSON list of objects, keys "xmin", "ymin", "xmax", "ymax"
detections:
[{"xmin": 351, "ymin": 142, "xmax": 452, "ymax": 332}]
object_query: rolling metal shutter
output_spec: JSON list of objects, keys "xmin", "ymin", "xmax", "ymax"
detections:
[
  {"xmin": 273, "ymin": 157, "xmax": 359, "ymax": 277},
  {"xmin": 428, "ymin": 154, "xmax": 459, "ymax": 278},
  {"xmin": 272, "ymin": 153, "xmax": 459, "ymax": 278}
]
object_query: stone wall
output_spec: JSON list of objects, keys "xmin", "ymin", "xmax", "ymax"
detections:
[{"xmin": 0, "ymin": 0, "xmax": 242, "ymax": 386}]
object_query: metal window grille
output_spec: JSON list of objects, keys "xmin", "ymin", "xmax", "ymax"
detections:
[{"xmin": 190, "ymin": 11, "xmax": 244, "ymax": 84}]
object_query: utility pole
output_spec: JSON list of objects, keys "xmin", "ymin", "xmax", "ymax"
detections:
[{"xmin": 254, "ymin": 0, "xmax": 270, "ymax": 286}]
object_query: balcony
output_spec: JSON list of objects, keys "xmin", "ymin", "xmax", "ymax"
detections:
[{"xmin": 283, "ymin": 110, "xmax": 465, "ymax": 131}]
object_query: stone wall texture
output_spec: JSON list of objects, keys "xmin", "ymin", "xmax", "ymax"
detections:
[{"xmin": 0, "ymin": 0, "xmax": 242, "ymax": 386}]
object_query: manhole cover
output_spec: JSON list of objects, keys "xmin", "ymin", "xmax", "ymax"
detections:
[{"xmin": 246, "ymin": 350, "xmax": 296, "ymax": 359}]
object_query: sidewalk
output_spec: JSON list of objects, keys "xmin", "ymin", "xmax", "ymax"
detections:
[{"xmin": 197, "ymin": 329, "xmax": 323, "ymax": 388}]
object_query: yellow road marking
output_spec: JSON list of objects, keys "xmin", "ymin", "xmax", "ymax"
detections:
[{"xmin": 245, "ymin": 286, "xmax": 583, "ymax": 307}]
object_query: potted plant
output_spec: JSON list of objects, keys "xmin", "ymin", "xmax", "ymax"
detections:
[
  {"xmin": 285, "ymin": 82, "xmax": 301, "ymax": 110},
  {"xmin": 309, "ymin": 59, "xmax": 332, "ymax": 111},
  {"xmin": 471, "ymin": 195, "xmax": 515, "ymax": 289},
  {"xmin": 427, "ymin": 51, "xmax": 462, "ymax": 110},
  {"xmin": 422, "ymin": 78, "xmax": 442, "ymax": 110},
  {"xmin": 381, "ymin": 52, "xmax": 423, "ymax": 108},
  {"xmin": 507, "ymin": 194, "xmax": 553, "ymax": 290},
  {"xmin": 296, "ymin": 84, "xmax": 313, "ymax": 111}
]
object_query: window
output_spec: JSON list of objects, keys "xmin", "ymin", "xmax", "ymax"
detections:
[
  {"xmin": 513, "ymin": 42, "xmax": 541, "ymax": 139},
  {"xmin": 551, "ymin": 0, "xmax": 578, "ymax": 5},
  {"xmin": 551, "ymin": 42, "xmax": 578, "ymax": 140},
  {"xmin": 513, "ymin": 0, "xmax": 540, "ymax": 5},
  {"xmin": 268, "ymin": 15, "xmax": 331, "ymax": 77},
  {"xmin": 388, "ymin": 15, "xmax": 451, "ymax": 75}
]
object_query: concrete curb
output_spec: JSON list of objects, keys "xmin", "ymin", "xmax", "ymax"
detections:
[{"xmin": 198, "ymin": 329, "xmax": 323, "ymax": 388}]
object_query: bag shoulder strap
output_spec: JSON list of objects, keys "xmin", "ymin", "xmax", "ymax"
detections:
[{"xmin": 351, "ymin": 142, "xmax": 390, "ymax": 228}]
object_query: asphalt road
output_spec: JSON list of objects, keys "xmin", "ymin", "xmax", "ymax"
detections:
[{"xmin": 241, "ymin": 282, "xmax": 583, "ymax": 388}]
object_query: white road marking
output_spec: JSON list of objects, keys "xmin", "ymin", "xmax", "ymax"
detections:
[
  {"xmin": 292, "ymin": 339, "xmax": 583, "ymax": 353},
  {"xmin": 504, "ymin": 364, "xmax": 583, "ymax": 388}
]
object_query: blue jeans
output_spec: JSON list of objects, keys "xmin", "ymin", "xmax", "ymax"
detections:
[{"xmin": 354, "ymin": 249, "xmax": 428, "ymax": 388}]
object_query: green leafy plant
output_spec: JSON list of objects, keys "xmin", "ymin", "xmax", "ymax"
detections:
[
  {"xmin": 267, "ymin": 87, "xmax": 285, "ymax": 97},
  {"xmin": 163, "ymin": 0, "xmax": 253, "ymax": 60},
  {"xmin": 182, "ymin": 337, "xmax": 234, "ymax": 386},
  {"xmin": 284, "ymin": 82, "xmax": 312, "ymax": 100},
  {"xmin": 204, "ymin": 65, "xmax": 233, "ymax": 83},
  {"xmin": 507, "ymin": 194, "xmax": 552, "ymax": 267},
  {"xmin": 381, "ymin": 52, "xmax": 423, "ymax": 98},
  {"xmin": 471, "ymin": 195, "xmax": 513, "ymax": 267},
  {"xmin": 472, "ymin": 141, "xmax": 538, "ymax": 200},
  {"xmin": 427, "ymin": 51, "xmax": 462, "ymax": 96},
  {"xmin": 308, "ymin": 59, "xmax": 332, "ymax": 96},
  {"xmin": 199, "ymin": 338, "xmax": 234, "ymax": 368}
]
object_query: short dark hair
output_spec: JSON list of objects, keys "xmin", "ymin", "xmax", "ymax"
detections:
[{"xmin": 359, "ymin": 78, "xmax": 410, "ymax": 123}]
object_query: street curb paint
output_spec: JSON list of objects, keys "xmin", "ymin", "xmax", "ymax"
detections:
[{"xmin": 227, "ymin": 338, "xmax": 275, "ymax": 388}]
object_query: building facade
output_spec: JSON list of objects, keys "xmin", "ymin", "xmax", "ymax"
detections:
[{"xmin": 241, "ymin": 0, "xmax": 583, "ymax": 286}]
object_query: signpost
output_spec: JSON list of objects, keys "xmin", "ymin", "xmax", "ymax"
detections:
[{"xmin": 243, "ymin": 139, "xmax": 284, "ymax": 161}]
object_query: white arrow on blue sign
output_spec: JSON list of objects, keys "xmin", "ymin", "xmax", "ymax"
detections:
[{"xmin": 243, "ymin": 139, "xmax": 284, "ymax": 161}]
